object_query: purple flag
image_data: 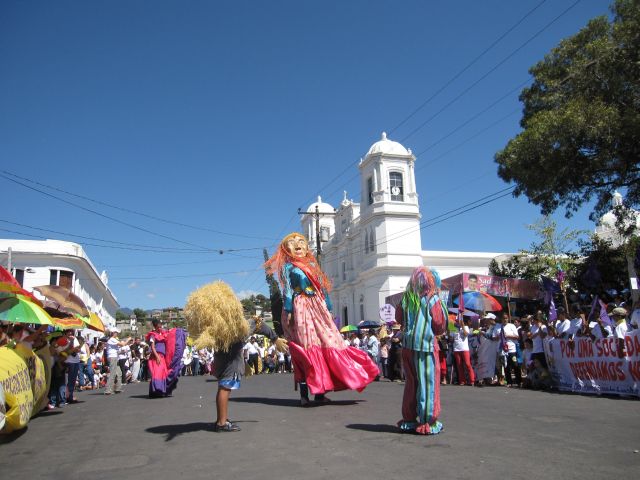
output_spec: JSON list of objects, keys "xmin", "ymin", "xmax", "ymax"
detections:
[
  {"xmin": 548, "ymin": 297, "xmax": 557, "ymax": 322},
  {"xmin": 588, "ymin": 295, "xmax": 599, "ymax": 321},
  {"xmin": 598, "ymin": 300, "xmax": 614, "ymax": 328}
]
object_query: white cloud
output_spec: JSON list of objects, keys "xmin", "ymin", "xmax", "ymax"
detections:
[
  {"xmin": 146, "ymin": 293, "xmax": 156, "ymax": 299},
  {"xmin": 237, "ymin": 290, "xmax": 261, "ymax": 299},
  {"xmin": 128, "ymin": 282, "xmax": 138, "ymax": 289}
]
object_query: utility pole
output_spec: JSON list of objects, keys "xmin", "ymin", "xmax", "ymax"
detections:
[{"xmin": 297, "ymin": 204, "xmax": 337, "ymax": 266}]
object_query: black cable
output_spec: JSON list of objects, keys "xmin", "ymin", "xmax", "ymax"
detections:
[
  {"xmin": 399, "ymin": 0, "xmax": 581, "ymax": 143},
  {"xmin": 1, "ymin": 170, "xmax": 276, "ymax": 241},
  {"xmin": 388, "ymin": 0, "xmax": 547, "ymax": 135}
]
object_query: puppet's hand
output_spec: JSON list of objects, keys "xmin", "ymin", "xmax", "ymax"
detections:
[{"xmin": 274, "ymin": 337, "xmax": 288, "ymax": 352}]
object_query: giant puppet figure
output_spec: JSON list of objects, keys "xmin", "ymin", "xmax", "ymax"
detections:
[
  {"xmin": 397, "ymin": 266, "xmax": 448, "ymax": 435},
  {"xmin": 184, "ymin": 281, "xmax": 287, "ymax": 432},
  {"xmin": 266, "ymin": 233, "xmax": 378, "ymax": 406}
]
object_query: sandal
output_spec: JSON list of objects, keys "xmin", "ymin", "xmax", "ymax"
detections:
[{"xmin": 214, "ymin": 421, "xmax": 241, "ymax": 432}]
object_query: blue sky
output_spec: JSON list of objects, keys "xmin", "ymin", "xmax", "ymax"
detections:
[{"xmin": 0, "ymin": 1, "xmax": 613, "ymax": 309}]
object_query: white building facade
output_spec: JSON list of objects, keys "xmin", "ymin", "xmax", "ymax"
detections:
[
  {"xmin": 0, "ymin": 239, "xmax": 119, "ymax": 329},
  {"xmin": 301, "ymin": 133, "xmax": 505, "ymax": 326}
]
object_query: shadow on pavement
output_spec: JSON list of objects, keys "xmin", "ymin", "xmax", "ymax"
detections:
[
  {"xmin": 345, "ymin": 423, "xmax": 402, "ymax": 434},
  {"xmin": 146, "ymin": 422, "xmax": 213, "ymax": 441},
  {"xmin": 231, "ymin": 396, "xmax": 300, "ymax": 407},
  {"xmin": 231, "ymin": 396, "xmax": 363, "ymax": 408},
  {"xmin": 0, "ymin": 427, "xmax": 28, "ymax": 444}
]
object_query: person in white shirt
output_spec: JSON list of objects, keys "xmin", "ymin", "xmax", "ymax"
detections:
[
  {"xmin": 528, "ymin": 312, "xmax": 548, "ymax": 369},
  {"xmin": 589, "ymin": 318, "xmax": 613, "ymax": 339},
  {"xmin": 554, "ymin": 308, "xmax": 571, "ymax": 338},
  {"xmin": 105, "ymin": 328, "xmax": 131, "ymax": 395},
  {"xmin": 63, "ymin": 330, "xmax": 82, "ymax": 403},
  {"xmin": 245, "ymin": 337, "xmax": 260, "ymax": 374},
  {"xmin": 612, "ymin": 307, "xmax": 629, "ymax": 357},
  {"xmin": 452, "ymin": 320, "xmax": 475, "ymax": 386},
  {"xmin": 501, "ymin": 314, "xmax": 521, "ymax": 387}
]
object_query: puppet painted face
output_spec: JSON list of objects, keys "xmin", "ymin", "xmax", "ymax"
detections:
[{"xmin": 285, "ymin": 235, "xmax": 308, "ymax": 258}]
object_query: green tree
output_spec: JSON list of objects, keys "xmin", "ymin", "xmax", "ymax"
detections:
[
  {"xmin": 495, "ymin": 0, "xmax": 640, "ymax": 221},
  {"xmin": 133, "ymin": 308, "xmax": 147, "ymax": 320},
  {"xmin": 574, "ymin": 235, "xmax": 629, "ymax": 294},
  {"xmin": 115, "ymin": 310, "xmax": 128, "ymax": 321},
  {"xmin": 490, "ymin": 216, "xmax": 584, "ymax": 284}
]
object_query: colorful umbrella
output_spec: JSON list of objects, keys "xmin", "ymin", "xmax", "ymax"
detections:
[
  {"xmin": 50, "ymin": 316, "xmax": 86, "ymax": 330},
  {"xmin": 0, "ymin": 266, "xmax": 43, "ymax": 306},
  {"xmin": 0, "ymin": 295, "xmax": 53, "ymax": 325},
  {"xmin": 453, "ymin": 291, "xmax": 502, "ymax": 312},
  {"xmin": 33, "ymin": 285, "xmax": 90, "ymax": 317},
  {"xmin": 86, "ymin": 312, "xmax": 106, "ymax": 333},
  {"xmin": 339, "ymin": 324, "xmax": 358, "ymax": 333}
]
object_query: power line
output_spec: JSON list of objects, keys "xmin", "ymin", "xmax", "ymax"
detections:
[
  {"xmin": 0, "ymin": 173, "xmax": 217, "ymax": 251},
  {"xmin": 0, "ymin": 227, "xmax": 207, "ymax": 254},
  {"xmin": 413, "ymin": 80, "xmax": 530, "ymax": 158},
  {"xmin": 1, "ymin": 170, "xmax": 276, "ymax": 242},
  {"xmin": 0, "ymin": 219, "xmax": 214, "ymax": 252},
  {"xmin": 388, "ymin": 0, "xmax": 547, "ymax": 135},
  {"xmin": 399, "ymin": 0, "xmax": 581, "ymax": 143}
]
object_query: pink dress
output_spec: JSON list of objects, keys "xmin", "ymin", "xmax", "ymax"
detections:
[{"xmin": 282, "ymin": 263, "xmax": 378, "ymax": 395}]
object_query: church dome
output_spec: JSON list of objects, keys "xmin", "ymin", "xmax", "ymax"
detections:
[
  {"xmin": 595, "ymin": 191, "xmax": 640, "ymax": 247},
  {"xmin": 367, "ymin": 132, "xmax": 410, "ymax": 156},
  {"xmin": 306, "ymin": 196, "xmax": 334, "ymax": 214}
]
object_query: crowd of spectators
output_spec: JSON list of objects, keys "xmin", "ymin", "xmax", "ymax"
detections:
[
  {"xmin": 340, "ymin": 294, "xmax": 640, "ymax": 391},
  {"xmin": 3, "ymin": 293, "xmax": 637, "ymax": 419}
]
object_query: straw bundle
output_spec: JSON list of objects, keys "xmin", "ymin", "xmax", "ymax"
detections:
[{"xmin": 183, "ymin": 281, "xmax": 249, "ymax": 352}]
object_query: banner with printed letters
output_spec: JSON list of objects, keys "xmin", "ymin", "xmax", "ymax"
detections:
[{"xmin": 545, "ymin": 330, "xmax": 640, "ymax": 397}]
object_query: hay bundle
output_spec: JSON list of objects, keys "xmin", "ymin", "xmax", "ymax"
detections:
[{"xmin": 183, "ymin": 281, "xmax": 249, "ymax": 351}]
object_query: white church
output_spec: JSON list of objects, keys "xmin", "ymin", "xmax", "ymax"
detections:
[{"xmin": 300, "ymin": 133, "xmax": 508, "ymax": 327}]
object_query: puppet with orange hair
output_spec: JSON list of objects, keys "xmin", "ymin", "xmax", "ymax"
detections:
[{"xmin": 266, "ymin": 233, "xmax": 378, "ymax": 405}]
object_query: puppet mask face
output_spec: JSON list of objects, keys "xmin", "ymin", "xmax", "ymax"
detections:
[{"xmin": 285, "ymin": 235, "xmax": 308, "ymax": 258}]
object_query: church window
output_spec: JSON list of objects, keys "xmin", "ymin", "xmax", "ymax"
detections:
[
  {"xmin": 360, "ymin": 303, "xmax": 364, "ymax": 321},
  {"xmin": 342, "ymin": 262, "xmax": 346, "ymax": 281},
  {"xmin": 364, "ymin": 230, "xmax": 369, "ymax": 253},
  {"xmin": 389, "ymin": 171, "xmax": 404, "ymax": 201},
  {"xmin": 369, "ymin": 229, "xmax": 375, "ymax": 252},
  {"xmin": 367, "ymin": 177, "xmax": 374, "ymax": 205}
]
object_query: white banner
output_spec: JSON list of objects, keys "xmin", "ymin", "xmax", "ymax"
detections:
[{"xmin": 545, "ymin": 330, "xmax": 640, "ymax": 397}]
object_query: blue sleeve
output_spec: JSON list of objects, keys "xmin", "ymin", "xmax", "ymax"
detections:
[
  {"xmin": 282, "ymin": 263, "xmax": 294, "ymax": 313},
  {"xmin": 323, "ymin": 289, "xmax": 333, "ymax": 312}
]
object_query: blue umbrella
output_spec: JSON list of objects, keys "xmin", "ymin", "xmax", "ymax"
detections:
[{"xmin": 358, "ymin": 320, "xmax": 382, "ymax": 329}]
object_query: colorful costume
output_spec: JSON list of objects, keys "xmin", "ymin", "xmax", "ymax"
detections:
[
  {"xmin": 267, "ymin": 233, "xmax": 378, "ymax": 398},
  {"xmin": 398, "ymin": 266, "xmax": 447, "ymax": 435},
  {"xmin": 184, "ymin": 281, "xmax": 287, "ymax": 432},
  {"xmin": 146, "ymin": 328, "xmax": 186, "ymax": 398}
]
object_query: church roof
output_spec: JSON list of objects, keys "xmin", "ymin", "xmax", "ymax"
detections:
[
  {"xmin": 306, "ymin": 196, "xmax": 334, "ymax": 214},
  {"xmin": 366, "ymin": 132, "xmax": 410, "ymax": 156}
]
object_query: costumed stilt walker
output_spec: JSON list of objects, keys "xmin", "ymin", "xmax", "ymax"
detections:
[
  {"xmin": 146, "ymin": 319, "xmax": 187, "ymax": 398},
  {"xmin": 397, "ymin": 266, "xmax": 448, "ymax": 435},
  {"xmin": 183, "ymin": 281, "xmax": 287, "ymax": 432},
  {"xmin": 265, "ymin": 233, "xmax": 378, "ymax": 406}
]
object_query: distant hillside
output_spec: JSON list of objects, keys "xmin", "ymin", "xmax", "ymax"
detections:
[{"xmin": 117, "ymin": 307, "xmax": 133, "ymax": 316}]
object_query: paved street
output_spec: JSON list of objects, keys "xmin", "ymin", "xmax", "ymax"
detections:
[{"xmin": 1, "ymin": 374, "xmax": 638, "ymax": 480}]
